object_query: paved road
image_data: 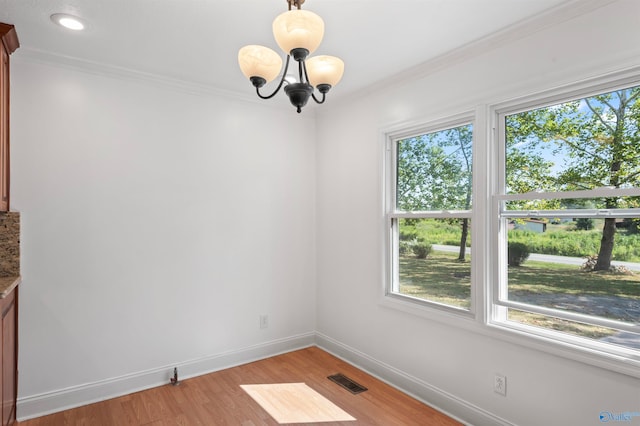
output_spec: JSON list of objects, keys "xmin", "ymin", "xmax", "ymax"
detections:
[{"xmin": 432, "ymin": 244, "xmax": 640, "ymax": 272}]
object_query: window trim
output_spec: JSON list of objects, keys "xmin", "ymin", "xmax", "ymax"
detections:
[{"xmin": 379, "ymin": 68, "xmax": 640, "ymax": 378}]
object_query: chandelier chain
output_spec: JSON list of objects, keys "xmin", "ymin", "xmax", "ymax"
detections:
[{"xmin": 287, "ymin": 0, "xmax": 304, "ymax": 11}]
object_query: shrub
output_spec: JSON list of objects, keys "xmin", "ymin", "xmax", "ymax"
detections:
[
  {"xmin": 399, "ymin": 240, "xmax": 411, "ymax": 255},
  {"xmin": 508, "ymin": 242, "xmax": 530, "ymax": 266},
  {"xmin": 412, "ymin": 241, "xmax": 432, "ymax": 259},
  {"xmin": 623, "ymin": 218, "xmax": 640, "ymax": 235},
  {"xmin": 398, "ymin": 239, "xmax": 432, "ymax": 259},
  {"xmin": 575, "ymin": 218, "xmax": 594, "ymax": 230},
  {"xmin": 399, "ymin": 227, "xmax": 419, "ymax": 241}
]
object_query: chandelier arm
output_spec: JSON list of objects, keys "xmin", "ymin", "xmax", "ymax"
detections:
[
  {"xmin": 301, "ymin": 60, "xmax": 325, "ymax": 104},
  {"xmin": 256, "ymin": 55, "xmax": 291, "ymax": 100},
  {"xmin": 311, "ymin": 92, "xmax": 326, "ymax": 104}
]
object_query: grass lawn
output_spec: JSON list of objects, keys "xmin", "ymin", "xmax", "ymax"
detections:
[
  {"xmin": 508, "ymin": 260, "xmax": 640, "ymax": 298},
  {"xmin": 399, "ymin": 250, "xmax": 640, "ymax": 340},
  {"xmin": 399, "ymin": 252, "xmax": 472, "ymax": 309}
]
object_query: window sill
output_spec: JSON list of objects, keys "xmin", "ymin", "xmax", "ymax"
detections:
[
  {"xmin": 379, "ymin": 293, "xmax": 640, "ymax": 379},
  {"xmin": 379, "ymin": 292, "xmax": 475, "ymax": 324},
  {"xmin": 486, "ymin": 320, "xmax": 640, "ymax": 379}
]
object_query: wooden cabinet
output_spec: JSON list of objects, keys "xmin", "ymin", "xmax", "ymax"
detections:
[
  {"xmin": 0, "ymin": 287, "xmax": 16, "ymax": 426},
  {"xmin": 0, "ymin": 23, "xmax": 19, "ymax": 425},
  {"xmin": 0, "ymin": 24, "xmax": 19, "ymax": 213}
]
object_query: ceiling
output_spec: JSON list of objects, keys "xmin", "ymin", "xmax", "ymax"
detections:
[{"xmin": 1, "ymin": 0, "xmax": 576, "ymax": 108}]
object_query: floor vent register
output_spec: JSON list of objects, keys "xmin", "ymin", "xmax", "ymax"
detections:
[{"xmin": 328, "ymin": 373, "xmax": 368, "ymax": 394}]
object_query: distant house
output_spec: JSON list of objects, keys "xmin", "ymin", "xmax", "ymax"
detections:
[{"xmin": 510, "ymin": 219, "xmax": 547, "ymax": 233}]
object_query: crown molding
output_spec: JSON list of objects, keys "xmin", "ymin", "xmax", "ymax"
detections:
[
  {"xmin": 327, "ymin": 0, "xmax": 619, "ymax": 110},
  {"xmin": 14, "ymin": 47, "xmax": 325, "ymax": 116},
  {"xmin": 13, "ymin": 47, "xmax": 281, "ymax": 106}
]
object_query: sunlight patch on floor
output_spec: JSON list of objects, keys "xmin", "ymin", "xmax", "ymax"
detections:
[{"xmin": 240, "ymin": 383, "xmax": 356, "ymax": 424}]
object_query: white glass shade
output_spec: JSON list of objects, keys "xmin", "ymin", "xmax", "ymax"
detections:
[
  {"xmin": 238, "ymin": 45, "xmax": 283, "ymax": 83},
  {"xmin": 272, "ymin": 10, "xmax": 324, "ymax": 55},
  {"xmin": 306, "ymin": 55, "xmax": 344, "ymax": 87}
]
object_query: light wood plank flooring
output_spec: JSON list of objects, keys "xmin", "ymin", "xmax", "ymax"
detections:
[{"xmin": 18, "ymin": 346, "xmax": 460, "ymax": 425}]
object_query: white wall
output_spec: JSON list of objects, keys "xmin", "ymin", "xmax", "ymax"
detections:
[
  {"xmin": 315, "ymin": 1, "xmax": 640, "ymax": 425},
  {"xmin": 9, "ymin": 0, "xmax": 640, "ymax": 424},
  {"xmin": 11, "ymin": 58, "xmax": 317, "ymax": 417}
]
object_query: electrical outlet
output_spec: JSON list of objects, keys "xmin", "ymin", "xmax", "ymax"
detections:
[
  {"xmin": 259, "ymin": 315, "xmax": 268, "ymax": 329},
  {"xmin": 494, "ymin": 374, "xmax": 507, "ymax": 396}
]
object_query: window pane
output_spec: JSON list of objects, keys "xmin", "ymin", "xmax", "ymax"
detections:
[
  {"xmin": 504, "ymin": 214, "xmax": 640, "ymax": 352},
  {"xmin": 396, "ymin": 218, "xmax": 471, "ymax": 309},
  {"xmin": 505, "ymin": 86, "xmax": 640, "ymax": 195},
  {"xmin": 396, "ymin": 124, "xmax": 472, "ymax": 211},
  {"xmin": 502, "ymin": 83, "xmax": 640, "ymax": 352},
  {"xmin": 507, "ymin": 259, "xmax": 640, "ymax": 323}
]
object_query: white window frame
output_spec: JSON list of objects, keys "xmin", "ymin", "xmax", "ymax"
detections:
[
  {"xmin": 382, "ymin": 114, "xmax": 478, "ymax": 319},
  {"xmin": 489, "ymin": 73, "xmax": 640, "ymax": 365},
  {"xmin": 379, "ymin": 70, "xmax": 640, "ymax": 377}
]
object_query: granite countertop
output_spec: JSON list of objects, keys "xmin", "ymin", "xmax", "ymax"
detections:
[{"xmin": 0, "ymin": 276, "xmax": 20, "ymax": 298}]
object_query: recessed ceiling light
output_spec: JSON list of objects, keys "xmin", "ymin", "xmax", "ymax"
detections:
[{"xmin": 50, "ymin": 13, "xmax": 85, "ymax": 31}]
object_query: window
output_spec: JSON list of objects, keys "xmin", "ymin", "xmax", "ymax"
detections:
[
  {"xmin": 494, "ymin": 83, "xmax": 640, "ymax": 357},
  {"xmin": 382, "ymin": 75, "xmax": 640, "ymax": 370},
  {"xmin": 386, "ymin": 121, "xmax": 473, "ymax": 312}
]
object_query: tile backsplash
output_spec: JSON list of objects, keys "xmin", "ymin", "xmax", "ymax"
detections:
[{"xmin": 0, "ymin": 212, "xmax": 20, "ymax": 276}]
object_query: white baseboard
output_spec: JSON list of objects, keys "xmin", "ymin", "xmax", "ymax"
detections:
[
  {"xmin": 19, "ymin": 331, "xmax": 510, "ymax": 425},
  {"xmin": 17, "ymin": 332, "xmax": 316, "ymax": 421},
  {"xmin": 315, "ymin": 332, "xmax": 513, "ymax": 426}
]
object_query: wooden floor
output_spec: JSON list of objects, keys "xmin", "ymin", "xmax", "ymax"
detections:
[{"xmin": 18, "ymin": 347, "xmax": 460, "ymax": 425}]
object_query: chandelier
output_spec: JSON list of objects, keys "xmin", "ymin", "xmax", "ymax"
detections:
[{"xmin": 238, "ymin": 0, "xmax": 344, "ymax": 113}]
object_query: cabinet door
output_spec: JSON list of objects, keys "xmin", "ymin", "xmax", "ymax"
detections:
[
  {"xmin": 0, "ymin": 44, "xmax": 8, "ymax": 212},
  {"xmin": 1, "ymin": 290, "xmax": 16, "ymax": 426}
]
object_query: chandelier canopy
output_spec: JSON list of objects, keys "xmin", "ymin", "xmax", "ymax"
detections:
[{"xmin": 238, "ymin": 0, "xmax": 344, "ymax": 113}]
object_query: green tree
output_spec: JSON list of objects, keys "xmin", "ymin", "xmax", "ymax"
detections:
[
  {"xmin": 397, "ymin": 124, "xmax": 472, "ymax": 260},
  {"xmin": 506, "ymin": 87, "xmax": 640, "ymax": 270}
]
